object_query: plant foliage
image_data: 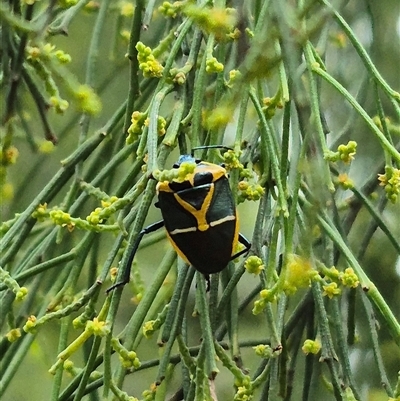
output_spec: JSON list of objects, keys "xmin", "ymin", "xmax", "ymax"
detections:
[{"xmin": 1, "ymin": 1, "xmax": 400, "ymax": 400}]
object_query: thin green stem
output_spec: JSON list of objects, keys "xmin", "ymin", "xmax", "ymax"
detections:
[
  {"xmin": 319, "ymin": 0, "xmax": 400, "ymax": 104},
  {"xmin": 312, "ymin": 65, "xmax": 400, "ymax": 163},
  {"xmin": 316, "ymin": 209, "xmax": 400, "ymax": 345},
  {"xmin": 122, "ymin": 0, "xmax": 146, "ymax": 134},
  {"xmin": 0, "ymin": 132, "xmax": 106, "ymax": 257},
  {"xmin": 360, "ymin": 289, "xmax": 394, "ymax": 396},
  {"xmin": 249, "ymin": 87, "xmax": 288, "ymax": 215},
  {"xmin": 196, "ymin": 272, "xmax": 219, "ymax": 379}
]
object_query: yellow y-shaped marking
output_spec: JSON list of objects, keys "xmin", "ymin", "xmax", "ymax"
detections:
[{"xmin": 173, "ymin": 184, "xmax": 215, "ymax": 231}]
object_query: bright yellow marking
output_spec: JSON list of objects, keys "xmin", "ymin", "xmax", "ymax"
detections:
[
  {"xmin": 157, "ymin": 181, "xmax": 173, "ymax": 192},
  {"xmin": 231, "ymin": 214, "xmax": 239, "ymax": 256},
  {"xmin": 174, "ymin": 183, "xmax": 214, "ymax": 231}
]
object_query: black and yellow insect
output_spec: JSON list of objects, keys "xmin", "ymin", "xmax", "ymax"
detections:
[{"xmin": 108, "ymin": 147, "xmax": 250, "ymax": 292}]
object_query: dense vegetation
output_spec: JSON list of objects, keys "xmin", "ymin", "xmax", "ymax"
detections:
[{"xmin": 1, "ymin": 1, "xmax": 399, "ymax": 400}]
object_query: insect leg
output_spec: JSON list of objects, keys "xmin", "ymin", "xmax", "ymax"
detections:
[
  {"xmin": 230, "ymin": 233, "xmax": 251, "ymax": 260},
  {"xmin": 191, "ymin": 145, "xmax": 233, "ymax": 156},
  {"xmin": 106, "ymin": 220, "xmax": 165, "ymax": 293}
]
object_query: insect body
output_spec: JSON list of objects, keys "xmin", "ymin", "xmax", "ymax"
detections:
[
  {"xmin": 107, "ymin": 151, "xmax": 250, "ymax": 292},
  {"xmin": 157, "ymin": 155, "xmax": 247, "ymax": 275}
]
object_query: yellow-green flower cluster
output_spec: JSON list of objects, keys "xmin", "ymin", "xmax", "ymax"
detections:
[
  {"xmin": 237, "ymin": 181, "xmax": 264, "ymax": 203},
  {"xmin": 227, "ymin": 28, "xmax": 241, "ymax": 41},
  {"xmin": 335, "ymin": 173, "xmax": 354, "ymax": 190},
  {"xmin": 0, "ymin": 182, "xmax": 14, "ymax": 202},
  {"xmin": 86, "ymin": 208, "xmax": 104, "ymax": 225},
  {"xmin": 74, "ymin": 84, "xmax": 102, "ymax": 115},
  {"xmin": 31, "ymin": 203, "xmax": 49, "ymax": 221},
  {"xmin": 26, "ymin": 45, "xmax": 40, "ymax": 61},
  {"xmin": 0, "ymin": 146, "xmax": 18, "ymax": 200},
  {"xmin": 26, "ymin": 43, "xmax": 57, "ymax": 62},
  {"xmin": 37, "ymin": 203, "xmax": 120, "ymax": 232},
  {"xmin": 319, "ymin": 265, "xmax": 359, "ymax": 297},
  {"xmin": 153, "ymin": 161, "xmax": 196, "ymax": 184},
  {"xmin": 302, "ymin": 339, "xmax": 321, "ymax": 355},
  {"xmin": 23, "ymin": 315, "xmax": 37, "ymax": 333},
  {"xmin": 234, "ymin": 376, "xmax": 253, "ymax": 401},
  {"xmin": 119, "ymin": 1, "xmax": 134, "ymax": 17},
  {"xmin": 136, "ymin": 42, "xmax": 164, "ymax": 78},
  {"xmin": 50, "ymin": 209, "xmax": 75, "ymax": 230},
  {"xmin": 252, "ymin": 288, "xmax": 276, "ymax": 315},
  {"xmin": 245, "ymin": 28, "xmax": 254, "ymax": 38},
  {"xmin": 244, "ymin": 256, "xmax": 264, "ymax": 275},
  {"xmin": 84, "ymin": 1, "xmax": 100, "ymax": 12},
  {"xmin": 142, "ymin": 321, "xmax": 157, "ymax": 339},
  {"xmin": 59, "ymin": 0, "xmax": 78, "ymax": 8},
  {"xmin": 330, "ymin": 32, "xmax": 347, "ymax": 48},
  {"xmin": 119, "ymin": 349, "xmax": 141, "ymax": 369},
  {"xmin": 101, "ymin": 196, "xmax": 119, "ymax": 208},
  {"xmin": 26, "ymin": 43, "xmax": 73, "ymax": 114},
  {"xmin": 223, "ymin": 152, "xmax": 263, "ymax": 203},
  {"xmin": 173, "ymin": 71, "xmax": 186, "ymax": 85},
  {"xmin": 325, "ymin": 140, "xmax": 357, "ymax": 164},
  {"xmin": 143, "ymin": 304, "xmax": 169, "ymax": 338},
  {"xmin": 203, "ymin": 105, "xmax": 233, "ymax": 129},
  {"xmin": 1, "ymin": 146, "xmax": 19, "ymax": 165},
  {"xmin": 49, "ymin": 96, "xmax": 69, "ymax": 114},
  {"xmin": 262, "ymin": 95, "xmax": 284, "ymax": 119},
  {"xmin": 339, "ymin": 267, "xmax": 359, "ymax": 288},
  {"xmin": 0, "ymin": 266, "xmax": 28, "ymax": 299},
  {"xmin": 373, "ymin": 115, "xmax": 400, "ymax": 136},
  {"xmin": 322, "ymin": 282, "xmax": 341, "ymax": 299},
  {"xmin": 86, "ymin": 317, "xmax": 109, "ymax": 337},
  {"xmin": 183, "ymin": 5, "xmax": 237, "ymax": 40},
  {"xmin": 225, "ymin": 69, "xmax": 242, "ymax": 88},
  {"xmin": 73, "ymin": 304, "xmax": 97, "ymax": 329},
  {"xmin": 14, "ymin": 286, "xmax": 27, "ymax": 300},
  {"xmin": 111, "ymin": 338, "xmax": 141, "ymax": 369},
  {"xmin": 154, "ymin": 115, "xmax": 167, "ymax": 136},
  {"xmin": 129, "ymin": 112, "xmax": 166, "ymax": 144},
  {"xmin": 54, "ymin": 50, "xmax": 72, "ymax": 64},
  {"xmin": 49, "ymin": 209, "xmax": 119, "ymax": 232},
  {"xmin": 127, "ymin": 111, "xmax": 147, "ymax": 144},
  {"xmin": 63, "ymin": 360, "xmax": 81, "ymax": 377},
  {"xmin": 378, "ymin": 166, "xmax": 400, "ymax": 203},
  {"xmin": 321, "ymin": 265, "xmax": 340, "ymax": 281},
  {"xmin": 37, "ymin": 140, "xmax": 54, "ymax": 154},
  {"xmin": 120, "ymin": 29, "xmax": 130, "ymax": 43},
  {"xmin": 86, "ymin": 196, "xmax": 119, "ymax": 225},
  {"xmin": 109, "ymin": 267, "xmax": 119, "ymax": 285},
  {"xmin": 6, "ymin": 328, "xmax": 22, "ymax": 343},
  {"xmin": 222, "ymin": 149, "xmax": 242, "ymax": 170},
  {"xmin": 158, "ymin": 1, "xmax": 183, "ymax": 18},
  {"xmin": 169, "ymin": 66, "xmax": 188, "ymax": 85},
  {"xmin": 206, "ymin": 56, "xmax": 224, "ymax": 73},
  {"xmin": 283, "ymin": 254, "xmax": 317, "ymax": 295},
  {"xmin": 142, "ymin": 385, "xmax": 157, "ymax": 401},
  {"xmin": 253, "ymin": 344, "xmax": 272, "ymax": 358},
  {"xmin": 337, "ymin": 141, "xmax": 357, "ymax": 163}
]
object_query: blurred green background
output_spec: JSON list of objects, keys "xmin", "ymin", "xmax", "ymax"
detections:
[{"xmin": 1, "ymin": 0, "xmax": 400, "ymax": 400}]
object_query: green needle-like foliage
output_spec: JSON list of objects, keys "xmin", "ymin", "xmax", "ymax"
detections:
[{"xmin": 1, "ymin": 1, "xmax": 399, "ymax": 401}]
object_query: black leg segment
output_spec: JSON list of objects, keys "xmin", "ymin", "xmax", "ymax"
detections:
[
  {"xmin": 230, "ymin": 233, "xmax": 251, "ymax": 260},
  {"xmin": 106, "ymin": 220, "xmax": 165, "ymax": 293}
]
